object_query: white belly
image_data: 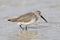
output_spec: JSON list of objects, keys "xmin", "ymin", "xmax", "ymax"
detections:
[{"xmin": 17, "ymin": 18, "xmax": 36, "ymax": 25}]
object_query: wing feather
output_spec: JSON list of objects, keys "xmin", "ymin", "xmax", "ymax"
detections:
[{"xmin": 17, "ymin": 12, "xmax": 35, "ymax": 22}]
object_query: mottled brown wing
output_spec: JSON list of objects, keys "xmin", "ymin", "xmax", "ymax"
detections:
[{"xmin": 17, "ymin": 12, "xmax": 35, "ymax": 22}]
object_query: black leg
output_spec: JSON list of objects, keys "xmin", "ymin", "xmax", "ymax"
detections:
[
  {"xmin": 25, "ymin": 26, "xmax": 27, "ymax": 30},
  {"xmin": 19, "ymin": 25, "xmax": 24, "ymax": 30}
]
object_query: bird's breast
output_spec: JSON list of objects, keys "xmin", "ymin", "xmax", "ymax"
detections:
[{"xmin": 17, "ymin": 18, "xmax": 36, "ymax": 25}]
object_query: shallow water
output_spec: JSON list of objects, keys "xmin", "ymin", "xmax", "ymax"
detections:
[{"xmin": 0, "ymin": 0, "xmax": 60, "ymax": 40}]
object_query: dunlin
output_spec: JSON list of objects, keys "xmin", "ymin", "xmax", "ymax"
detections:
[{"xmin": 8, "ymin": 11, "xmax": 47, "ymax": 30}]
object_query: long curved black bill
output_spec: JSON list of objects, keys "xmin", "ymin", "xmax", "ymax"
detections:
[{"xmin": 41, "ymin": 15, "xmax": 48, "ymax": 23}]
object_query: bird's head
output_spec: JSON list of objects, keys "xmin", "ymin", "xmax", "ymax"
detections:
[{"xmin": 34, "ymin": 10, "xmax": 48, "ymax": 23}]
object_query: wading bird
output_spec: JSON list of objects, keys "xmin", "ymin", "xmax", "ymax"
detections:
[{"xmin": 8, "ymin": 11, "xmax": 47, "ymax": 30}]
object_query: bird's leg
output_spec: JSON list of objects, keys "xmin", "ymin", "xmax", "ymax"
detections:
[
  {"xmin": 19, "ymin": 24, "xmax": 24, "ymax": 30},
  {"xmin": 25, "ymin": 26, "xmax": 27, "ymax": 31}
]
